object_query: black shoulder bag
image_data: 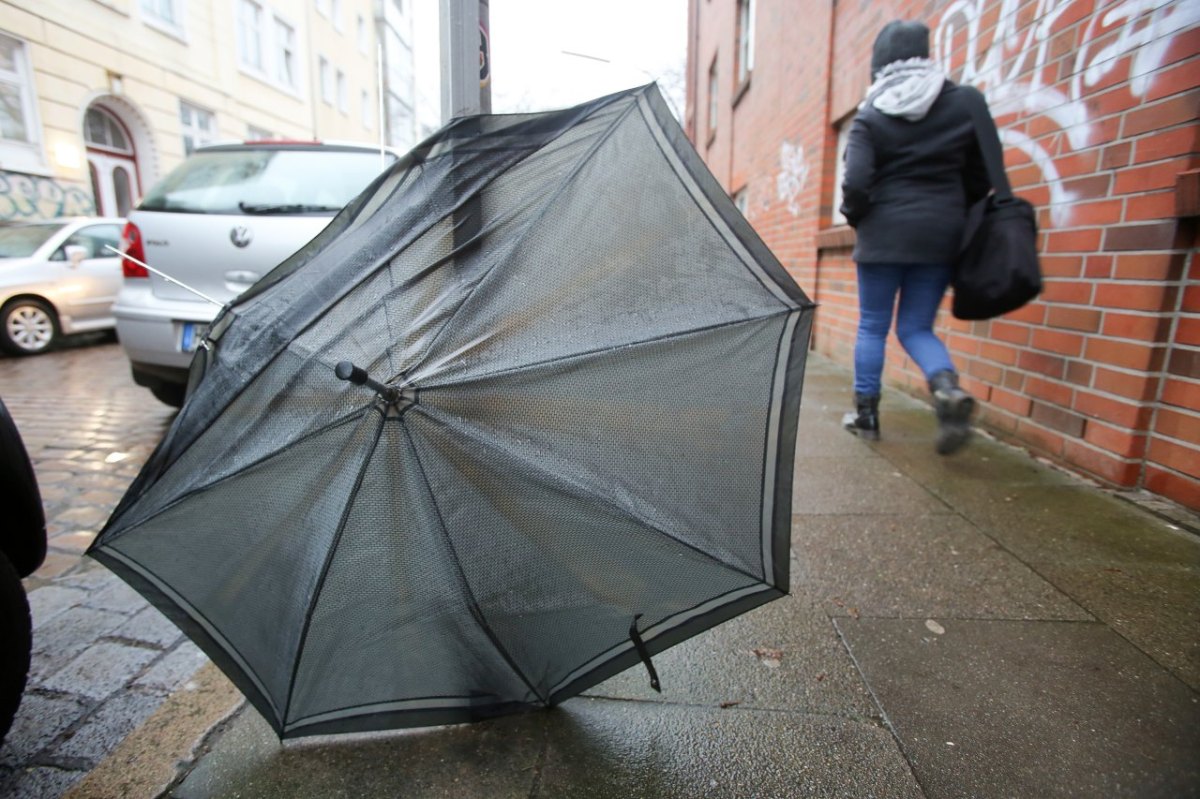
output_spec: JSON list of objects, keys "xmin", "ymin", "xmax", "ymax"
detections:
[{"xmin": 952, "ymin": 88, "xmax": 1042, "ymax": 321}]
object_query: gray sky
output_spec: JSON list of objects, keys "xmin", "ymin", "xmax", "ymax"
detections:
[{"xmin": 414, "ymin": 1, "xmax": 688, "ymax": 121}]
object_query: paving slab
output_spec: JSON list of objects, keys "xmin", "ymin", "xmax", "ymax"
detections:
[
  {"xmin": 3, "ymin": 765, "xmax": 85, "ymax": 799},
  {"xmin": 835, "ymin": 618, "xmax": 1200, "ymax": 799},
  {"xmin": 51, "ymin": 691, "xmax": 164, "ymax": 766},
  {"xmin": 1034, "ymin": 561, "xmax": 1200, "ymax": 691},
  {"xmin": 791, "ymin": 455, "xmax": 950, "ymax": 516},
  {"xmin": 953, "ymin": 484, "xmax": 1200, "ymax": 567},
  {"xmin": 0, "ymin": 693, "xmax": 91, "ymax": 769},
  {"xmin": 28, "ymin": 606, "xmax": 127, "ymax": 683},
  {"xmin": 793, "ymin": 513, "xmax": 1091, "ymax": 621},
  {"xmin": 585, "ymin": 592, "xmax": 877, "ymax": 718},
  {"xmin": 39, "ymin": 642, "xmax": 159, "ymax": 701},
  {"xmin": 536, "ymin": 698, "xmax": 923, "ymax": 799}
]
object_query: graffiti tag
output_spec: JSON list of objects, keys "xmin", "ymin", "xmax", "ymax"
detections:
[
  {"xmin": 935, "ymin": 0, "xmax": 1199, "ymax": 226},
  {"xmin": 776, "ymin": 140, "xmax": 809, "ymax": 216},
  {"xmin": 0, "ymin": 171, "xmax": 95, "ymax": 221}
]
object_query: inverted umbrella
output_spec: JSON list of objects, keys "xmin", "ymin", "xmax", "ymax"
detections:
[{"xmin": 90, "ymin": 84, "xmax": 815, "ymax": 738}]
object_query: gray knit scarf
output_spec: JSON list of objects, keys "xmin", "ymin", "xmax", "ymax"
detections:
[{"xmin": 863, "ymin": 57, "xmax": 945, "ymax": 121}]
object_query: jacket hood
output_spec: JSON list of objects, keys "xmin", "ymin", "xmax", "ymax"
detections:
[{"xmin": 866, "ymin": 58, "xmax": 945, "ymax": 122}]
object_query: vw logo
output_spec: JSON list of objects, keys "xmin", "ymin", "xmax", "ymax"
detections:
[{"xmin": 230, "ymin": 226, "xmax": 253, "ymax": 248}]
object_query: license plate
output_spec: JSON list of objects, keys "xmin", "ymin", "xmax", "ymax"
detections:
[{"xmin": 181, "ymin": 322, "xmax": 209, "ymax": 353}]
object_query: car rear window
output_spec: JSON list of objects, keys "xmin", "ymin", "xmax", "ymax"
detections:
[{"xmin": 139, "ymin": 148, "xmax": 394, "ymax": 214}]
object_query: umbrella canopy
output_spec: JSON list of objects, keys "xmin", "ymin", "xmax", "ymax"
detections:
[{"xmin": 90, "ymin": 84, "xmax": 815, "ymax": 739}]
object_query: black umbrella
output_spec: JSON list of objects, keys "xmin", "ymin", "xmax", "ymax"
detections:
[{"xmin": 90, "ymin": 84, "xmax": 815, "ymax": 738}]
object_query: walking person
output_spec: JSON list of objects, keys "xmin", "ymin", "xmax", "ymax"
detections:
[{"xmin": 839, "ymin": 19, "xmax": 995, "ymax": 455}]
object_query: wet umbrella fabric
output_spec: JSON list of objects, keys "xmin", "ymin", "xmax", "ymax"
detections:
[{"xmin": 89, "ymin": 84, "xmax": 815, "ymax": 739}]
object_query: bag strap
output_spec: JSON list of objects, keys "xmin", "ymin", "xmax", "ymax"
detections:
[{"xmin": 963, "ymin": 86, "xmax": 1013, "ymax": 202}]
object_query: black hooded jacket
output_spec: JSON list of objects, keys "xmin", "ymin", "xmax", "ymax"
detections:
[{"xmin": 840, "ymin": 81, "xmax": 992, "ymax": 264}]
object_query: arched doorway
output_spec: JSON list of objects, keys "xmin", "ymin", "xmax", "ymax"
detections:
[{"xmin": 84, "ymin": 104, "xmax": 141, "ymax": 217}]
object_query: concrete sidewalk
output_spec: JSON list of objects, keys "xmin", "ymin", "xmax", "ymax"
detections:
[{"xmin": 67, "ymin": 354, "xmax": 1200, "ymax": 798}]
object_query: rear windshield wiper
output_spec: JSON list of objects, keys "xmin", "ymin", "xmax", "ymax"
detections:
[{"xmin": 237, "ymin": 202, "xmax": 344, "ymax": 214}]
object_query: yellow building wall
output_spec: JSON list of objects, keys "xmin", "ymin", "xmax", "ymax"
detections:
[{"xmin": 0, "ymin": 0, "xmax": 381, "ymax": 220}]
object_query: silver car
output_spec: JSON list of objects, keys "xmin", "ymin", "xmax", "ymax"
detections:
[
  {"xmin": 0, "ymin": 217, "xmax": 125, "ymax": 356},
  {"xmin": 114, "ymin": 141, "xmax": 397, "ymax": 406}
]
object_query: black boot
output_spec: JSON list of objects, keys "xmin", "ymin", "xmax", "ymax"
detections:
[
  {"xmin": 842, "ymin": 394, "xmax": 880, "ymax": 440},
  {"xmin": 929, "ymin": 370, "xmax": 974, "ymax": 455}
]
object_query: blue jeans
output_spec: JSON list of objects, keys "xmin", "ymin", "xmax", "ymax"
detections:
[{"xmin": 853, "ymin": 262, "xmax": 956, "ymax": 396}]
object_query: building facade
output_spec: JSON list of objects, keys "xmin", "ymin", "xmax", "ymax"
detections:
[
  {"xmin": 0, "ymin": 0, "xmax": 429, "ymax": 222},
  {"xmin": 686, "ymin": 0, "xmax": 1200, "ymax": 510}
]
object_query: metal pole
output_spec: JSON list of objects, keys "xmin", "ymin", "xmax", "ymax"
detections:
[{"xmin": 440, "ymin": 0, "xmax": 491, "ymax": 123}]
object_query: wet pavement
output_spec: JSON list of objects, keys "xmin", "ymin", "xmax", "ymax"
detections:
[
  {"xmin": 2, "ymin": 340, "xmax": 1199, "ymax": 798},
  {"xmin": 1, "ymin": 336, "xmax": 207, "ymax": 797}
]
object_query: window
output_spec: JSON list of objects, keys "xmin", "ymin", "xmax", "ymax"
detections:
[
  {"xmin": 64, "ymin": 224, "xmax": 122, "ymax": 259},
  {"xmin": 331, "ymin": 0, "xmax": 343, "ymax": 31},
  {"xmin": 84, "ymin": 107, "xmax": 132, "ymax": 153},
  {"xmin": 0, "ymin": 33, "xmax": 42, "ymax": 171},
  {"xmin": 236, "ymin": 1, "xmax": 299, "ymax": 91},
  {"xmin": 733, "ymin": 188, "xmax": 748, "ymax": 217},
  {"xmin": 830, "ymin": 116, "xmax": 853, "ymax": 226},
  {"xmin": 361, "ymin": 89, "xmax": 372, "ymax": 129},
  {"xmin": 274, "ymin": 17, "xmax": 296, "ymax": 88},
  {"xmin": 319, "ymin": 57, "xmax": 333, "ymax": 104},
  {"xmin": 735, "ymin": 0, "xmax": 754, "ymax": 87},
  {"xmin": 336, "ymin": 70, "xmax": 348, "ymax": 114},
  {"xmin": 237, "ymin": 0, "xmax": 264, "ymax": 71},
  {"xmin": 315, "ymin": 0, "xmax": 328, "ymax": 16},
  {"xmin": 707, "ymin": 57, "xmax": 718, "ymax": 143},
  {"xmin": 179, "ymin": 101, "xmax": 216, "ymax": 155},
  {"xmin": 357, "ymin": 14, "xmax": 368, "ymax": 53},
  {"xmin": 141, "ymin": 0, "xmax": 186, "ymax": 36},
  {"xmin": 139, "ymin": 147, "xmax": 399, "ymax": 214},
  {"xmin": 247, "ymin": 125, "xmax": 273, "ymax": 140}
]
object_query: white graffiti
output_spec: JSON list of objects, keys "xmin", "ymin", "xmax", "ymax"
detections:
[
  {"xmin": 935, "ymin": 0, "xmax": 1199, "ymax": 226},
  {"xmin": 776, "ymin": 140, "xmax": 808, "ymax": 216}
]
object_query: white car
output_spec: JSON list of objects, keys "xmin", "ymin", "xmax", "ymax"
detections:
[
  {"xmin": 114, "ymin": 141, "xmax": 397, "ymax": 406},
  {"xmin": 0, "ymin": 217, "xmax": 125, "ymax": 356}
]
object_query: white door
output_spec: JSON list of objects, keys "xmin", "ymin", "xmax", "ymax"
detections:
[
  {"xmin": 88, "ymin": 151, "xmax": 138, "ymax": 217},
  {"xmin": 83, "ymin": 104, "xmax": 140, "ymax": 217}
]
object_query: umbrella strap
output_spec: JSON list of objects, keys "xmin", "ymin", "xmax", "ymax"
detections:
[{"xmin": 629, "ymin": 614, "xmax": 662, "ymax": 693}]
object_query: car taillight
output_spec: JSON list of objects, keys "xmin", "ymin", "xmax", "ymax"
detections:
[{"xmin": 121, "ymin": 221, "xmax": 149, "ymax": 278}]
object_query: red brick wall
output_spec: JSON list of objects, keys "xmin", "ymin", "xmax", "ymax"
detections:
[{"xmin": 688, "ymin": 0, "xmax": 1200, "ymax": 510}]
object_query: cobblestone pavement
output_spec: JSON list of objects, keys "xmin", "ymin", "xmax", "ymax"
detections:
[{"xmin": 1, "ymin": 336, "xmax": 210, "ymax": 798}]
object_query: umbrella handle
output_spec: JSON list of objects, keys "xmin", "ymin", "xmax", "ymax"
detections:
[{"xmin": 335, "ymin": 361, "xmax": 400, "ymax": 404}]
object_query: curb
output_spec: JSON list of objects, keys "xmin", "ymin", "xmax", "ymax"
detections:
[{"xmin": 61, "ymin": 662, "xmax": 243, "ymax": 799}]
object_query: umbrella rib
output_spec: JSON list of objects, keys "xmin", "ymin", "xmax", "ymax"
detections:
[
  {"xmin": 281, "ymin": 410, "xmax": 388, "ymax": 727},
  {"xmin": 403, "ymin": 96, "xmax": 642, "ymax": 378},
  {"xmin": 421, "ymin": 308, "xmax": 793, "ymax": 390},
  {"xmin": 400, "ymin": 422, "xmax": 550, "ymax": 706}
]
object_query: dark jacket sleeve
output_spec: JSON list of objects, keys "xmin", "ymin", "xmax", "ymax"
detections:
[
  {"xmin": 963, "ymin": 122, "xmax": 991, "ymax": 206},
  {"xmin": 840, "ymin": 115, "xmax": 874, "ymax": 227}
]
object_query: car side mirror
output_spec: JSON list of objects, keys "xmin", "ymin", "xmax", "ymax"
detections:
[{"xmin": 65, "ymin": 245, "xmax": 88, "ymax": 266}]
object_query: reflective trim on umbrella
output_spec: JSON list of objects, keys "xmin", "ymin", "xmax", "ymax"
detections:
[{"xmin": 760, "ymin": 309, "xmax": 802, "ymax": 583}]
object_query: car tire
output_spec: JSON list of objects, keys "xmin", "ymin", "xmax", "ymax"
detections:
[
  {"xmin": 1, "ymin": 298, "xmax": 59, "ymax": 356},
  {"xmin": 0, "ymin": 398, "xmax": 45, "ymax": 578},
  {"xmin": 0, "ymin": 551, "xmax": 32, "ymax": 748},
  {"xmin": 149, "ymin": 382, "xmax": 186, "ymax": 408}
]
